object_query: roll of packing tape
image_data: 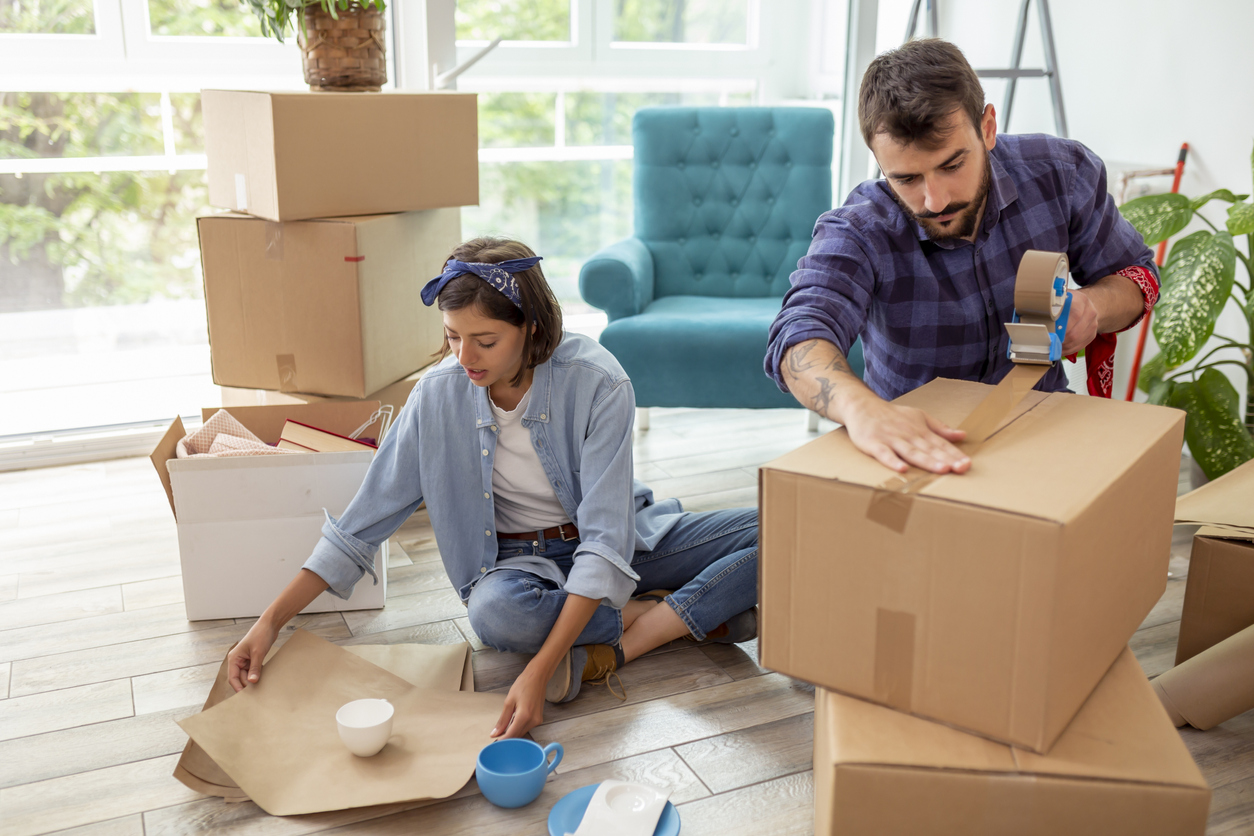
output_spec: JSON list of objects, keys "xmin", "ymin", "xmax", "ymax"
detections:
[{"xmin": 1014, "ymin": 250, "xmax": 1069, "ymax": 323}]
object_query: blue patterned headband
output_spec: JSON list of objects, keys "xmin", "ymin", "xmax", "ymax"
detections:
[{"xmin": 420, "ymin": 256, "xmax": 543, "ymax": 311}]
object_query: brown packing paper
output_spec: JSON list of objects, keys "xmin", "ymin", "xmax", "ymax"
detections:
[
  {"xmin": 1174, "ymin": 455, "xmax": 1254, "ymax": 529},
  {"xmin": 177, "ymin": 631, "xmax": 502, "ymax": 815},
  {"xmin": 1154, "ymin": 622, "xmax": 1254, "ymax": 730},
  {"xmin": 175, "ymin": 637, "xmax": 480, "ymax": 806}
]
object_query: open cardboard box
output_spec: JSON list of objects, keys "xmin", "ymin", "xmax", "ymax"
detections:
[
  {"xmin": 814, "ymin": 648, "xmax": 1210, "ymax": 836},
  {"xmin": 1173, "ymin": 457, "xmax": 1254, "ymax": 664},
  {"xmin": 202, "ymin": 89, "xmax": 478, "ymax": 222},
  {"xmin": 760, "ymin": 377, "xmax": 1185, "ymax": 753},
  {"xmin": 198, "ymin": 209, "xmax": 458, "ymax": 399},
  {"xmin": 151, "ymin": 401, "xmax": 388, "ymax": 621}
]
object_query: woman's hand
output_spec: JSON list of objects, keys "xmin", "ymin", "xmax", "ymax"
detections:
[
  {"xmin": 492, "ymin": 660, "xmax": 551, "ymax": 739},
  {"xmin": 227, "ymin": 618, "xmax": 279, "ymax": 692}
]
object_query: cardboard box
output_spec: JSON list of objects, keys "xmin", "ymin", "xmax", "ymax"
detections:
[
  {"xmin": 151, "ymin": 401, "xmax": 389, "ymax": 621},
  {"xmin": 760, "ymin": 378, "xmax": 1185, "ymax": 752},
  {"xmin": 1174, "ymin": 458, "xmax": 1254, "ymax": 665},
  {"xmin": 814, "ymin": 648, "xmax": 1210, "ymax": 836},
  {"xmin": 199, "ymin": 209, "xmax": 459, "ymax": 398},
  {"xmin": 219, "ymin": 364, "xmax": 437, "ymax": 419},
  {"xmin": 202, "ymin": 89, "xmax": 478, "ymax": 222}
]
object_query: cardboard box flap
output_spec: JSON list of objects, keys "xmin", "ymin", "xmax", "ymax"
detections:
[
  {"xmin": 1195, "ymin": 524, "xmax": 1254, "ymax": 544},
  {"xmin": 203, "ymin": 401, "xmax": 382, "ymax": 444},
  {"xmin": 150, "ymin": 415, "xmax": 186, "ymax": 518},
  {"xmin": 764, "ymin": 379, "xmax": 1185, "ymax": 523},
  {"xmin": 1176, "ymin": 457, "xmax": 1254, "ymax": 529},
  {"xmin": 822, "ymin": 649, "xmax": 1207, "ymax": 791}
]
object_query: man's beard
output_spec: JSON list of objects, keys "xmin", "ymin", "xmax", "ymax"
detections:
[{"xmin": 892, "ymin": 151, "xmax": 992, "ymax": 241}]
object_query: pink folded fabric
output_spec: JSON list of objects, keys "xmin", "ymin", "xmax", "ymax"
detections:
[{"xmin": 177, "ymin": 409, "xmax": 294, "ymax": 459}]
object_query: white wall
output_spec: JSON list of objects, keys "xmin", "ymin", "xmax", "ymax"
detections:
[{"xmin": 868, "ymin": 0, "xmax": 1254, "ymax": 403}]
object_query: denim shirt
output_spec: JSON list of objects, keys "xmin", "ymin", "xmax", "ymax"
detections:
[{"xmin": 303, "ymin": 332, "xmax": 685, "ymax": 610}]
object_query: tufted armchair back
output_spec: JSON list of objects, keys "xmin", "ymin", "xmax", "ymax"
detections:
[{"xmin": 633, "ymin": 107, "xmax": 834, "ymax": 299}]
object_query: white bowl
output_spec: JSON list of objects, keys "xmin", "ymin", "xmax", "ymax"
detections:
[{"xmin": 336, "ymin": 698, "xmax": 394, "ymax": 757}]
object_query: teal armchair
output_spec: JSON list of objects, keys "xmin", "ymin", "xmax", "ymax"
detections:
[{"xmin": 580, "ymin": 106, "xmax": 863, "ymax": 414}]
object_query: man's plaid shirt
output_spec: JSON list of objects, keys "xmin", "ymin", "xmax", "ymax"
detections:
[{"xmin": 766, "ymin": 133, "xmax": 1158, "ymax": 400}]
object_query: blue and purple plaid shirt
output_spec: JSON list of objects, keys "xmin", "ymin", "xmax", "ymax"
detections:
[{"xmin": 766, "ymin": 133, "xmax": 1158, "ymax": 400}]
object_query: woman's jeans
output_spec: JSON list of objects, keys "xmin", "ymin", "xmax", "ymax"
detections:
[{"xmin": 465, "ymin": 507, "xmax": 758, "ymax": 653}]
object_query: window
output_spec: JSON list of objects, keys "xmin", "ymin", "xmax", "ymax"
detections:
[
  {"xmin": 453, "ymin": 0, "xmax": 787, "ymax": 306},
  {"xmin": 0, "ymin": 0, "xmax": 319, "ymax": 441}
]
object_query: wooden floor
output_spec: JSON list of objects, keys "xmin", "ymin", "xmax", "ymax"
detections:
[{"xmin": 1, "ymin": 406, "xmax": 1252, "ymax": 836}]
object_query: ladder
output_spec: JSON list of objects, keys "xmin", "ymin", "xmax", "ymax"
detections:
[{"xmin": 903, "ymin": 0, "xmax": 1068, "ymax": 137}]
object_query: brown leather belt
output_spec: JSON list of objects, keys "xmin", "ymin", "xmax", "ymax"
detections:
[{"xmin": 496, "ymin": 522, "xmax": 580, "ymax": 542}]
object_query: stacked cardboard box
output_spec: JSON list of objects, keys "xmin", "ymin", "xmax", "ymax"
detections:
[
  {"xmin": 759, "ymin": 378, "xmax": 1210, "ymax": 833},
  {"xmin": 151, "ymin": 91, "xmax": 478, "ymax": 621}
]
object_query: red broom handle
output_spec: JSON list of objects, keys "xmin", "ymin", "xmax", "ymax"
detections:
[{"xmin": 1125, "ymin": 142, "xmax": 1189, "ymax": 401}]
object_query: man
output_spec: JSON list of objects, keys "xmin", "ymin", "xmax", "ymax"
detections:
[{"xmin": 766, "ymin": 39, "xmax": 1159, "ymax": 475}]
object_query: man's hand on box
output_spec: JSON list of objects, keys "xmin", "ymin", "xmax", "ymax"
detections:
[
  {"xmin": 227, "ymin": 620, "xmax": 279, "ymax": 692},
  {"xmin": 845, "ymin": 395, "xmax": 970, "ymax": 475},
  {"xmin": 1061, "ymin": 288, "xmax": 1099, "ymax": 357}
]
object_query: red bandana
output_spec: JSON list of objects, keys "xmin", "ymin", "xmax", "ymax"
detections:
[{"xmin": 1080, "ymin": 266, "xmax": 1160, "ymax": 398}]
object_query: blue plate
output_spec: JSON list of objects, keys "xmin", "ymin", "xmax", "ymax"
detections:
[{"xmin": 547, "ymin": 783, "xmax": 681, "ymax": 836}]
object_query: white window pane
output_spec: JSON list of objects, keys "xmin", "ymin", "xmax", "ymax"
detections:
[
  {"xmin": 614, "ymin": 0, "xmax": 749, "ymax": 45},
  {"xmin": 456, "ymin": 0, "xmax": 571, "ymax": 42},
  {"xmin": 1, "ymin": 92, "xmax": 166, "ymax": 159},
  {"xmin": 566, "ymin": 91, "xmax": 753, "ymax": 146},
  {"xmin": 148, "ymin": 0, "xmax": 264, "ymax": 37},
  {"xmin": 463, "ymin": 160, "xmax": 632, "ymax": 303},
  {"xmin": 0, "ymin": 0, "xmax": 95, "ymax": 34},
  {"xmin": 478, "ymin": 92, "xmax": 556, "ymax": 149}
]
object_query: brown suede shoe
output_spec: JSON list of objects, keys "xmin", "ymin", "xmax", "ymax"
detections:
[{"xmin": 545, "ymin": 643, "xmax": 626, "ymax": 704}]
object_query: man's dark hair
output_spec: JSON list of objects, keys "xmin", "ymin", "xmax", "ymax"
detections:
[
  {"xmin": 858, "ymin": 38, "xmax": 985, "ymax": 148},
  {"xmin": 435, "ymin": 237, "xmax": 564, "ymax": 387}
]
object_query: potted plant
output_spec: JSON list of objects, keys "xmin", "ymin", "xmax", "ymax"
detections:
[
  {"xmin": 1120, "ymin": 143, "xmax": 1254, "ymax": 480},
  {"xmin": 246, "ymin": 0, "xmax": 388, "ymax": 91}
]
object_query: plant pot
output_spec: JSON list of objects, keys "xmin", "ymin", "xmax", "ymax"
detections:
[{"xmin": 298, "ymin": 3, "xmax": 387, "ymax": 92}]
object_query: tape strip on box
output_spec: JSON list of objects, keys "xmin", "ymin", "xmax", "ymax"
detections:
[{"xmin": 873, "ymin": 607, "xmax": 916, "ymax": 711}]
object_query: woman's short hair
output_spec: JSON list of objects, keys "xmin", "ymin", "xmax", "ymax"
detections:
[
  {"xmin": 858, "ymin": 38, "xmax": 985, "ymax": 149},
  {"xmin": 434, "ymin": 237, "xmax": 564, "ymax": 386}
]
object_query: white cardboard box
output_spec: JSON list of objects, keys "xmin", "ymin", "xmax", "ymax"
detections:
[{"xmin": 151, "ymin": 401, "xmax": 388, "ymax": 621}]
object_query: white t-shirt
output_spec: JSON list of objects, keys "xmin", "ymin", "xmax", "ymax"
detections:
[{"xmin": 489, "ymin": 388, "xmax": 571, "ymax": 534}]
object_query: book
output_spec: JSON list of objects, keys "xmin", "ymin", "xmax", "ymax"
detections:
[{"xmin": 277, "ymin": 420, "xmax": 378, "ymax": 454}]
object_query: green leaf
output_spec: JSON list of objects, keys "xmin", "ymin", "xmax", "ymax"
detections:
[
  {"xmin": 1153, "ymin": 231, "xmax": 1237, "ymax": 365},
  {"xmin": 1147, "ymin": 376, "xmax": 1176, "ymax": 406},
  {"xmin": 1168, "ymin": 368, "xmax": 1254, "ymax": 479},
  {"xmin": 1136, "ymin": 351, "xmax": 1168, "ymax": 394},
  {"xmin": 1119, "ymin": 193, "xmax": 1193, "ymax": 246},
  {"xmin": 1190, "ymin": 189, "xmax": 1249, "ymax": 212},
  {"xmin": 1227, "ymin": 201, "xmax": 1254, "ymax": 236}
]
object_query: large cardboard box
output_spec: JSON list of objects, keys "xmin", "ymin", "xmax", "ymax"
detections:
[
  {"xmin": 813, "ymin": 648, "xmax": 1211, "ymax": 836},
  {"xmin": 202, "ymin": 89, "xmax": 478, "ymax": 222},
  {"xmin": 760, "ymin": 378, "xmax": 1185, "ymax": 752},
  {"xmin": 1173, "ymin": 458, "xmax": 1254, "ymax": 664},
  {"xmin": 198, "ymin": 209, "xmax": 458, "ymax": 398},
  {"xmin": 219, "ymin": 364, "xmax": 437, "ymax": 419},
  {"xmin": 151, "ymin": 401, "xmax": 388, "ymax": 621}
]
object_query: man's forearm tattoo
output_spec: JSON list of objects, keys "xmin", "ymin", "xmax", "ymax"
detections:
[{"xmin": 814, "ymin": 375, "xmax": 837, "ymax": 414}]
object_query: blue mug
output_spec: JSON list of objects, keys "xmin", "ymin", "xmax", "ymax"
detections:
[{"xmin": 476, "ymin": 739, "xmax": 564, "ymax": 808}]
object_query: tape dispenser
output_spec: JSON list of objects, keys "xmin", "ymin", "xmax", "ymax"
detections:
[{"xmin": 1005, "ymin": 250, "xmax": 1072, "ymax": 365}]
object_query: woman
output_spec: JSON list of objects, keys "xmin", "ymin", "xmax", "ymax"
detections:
[{"xmin": 227, "ymin": 237, "xmax": 759, "ymax": 739}]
